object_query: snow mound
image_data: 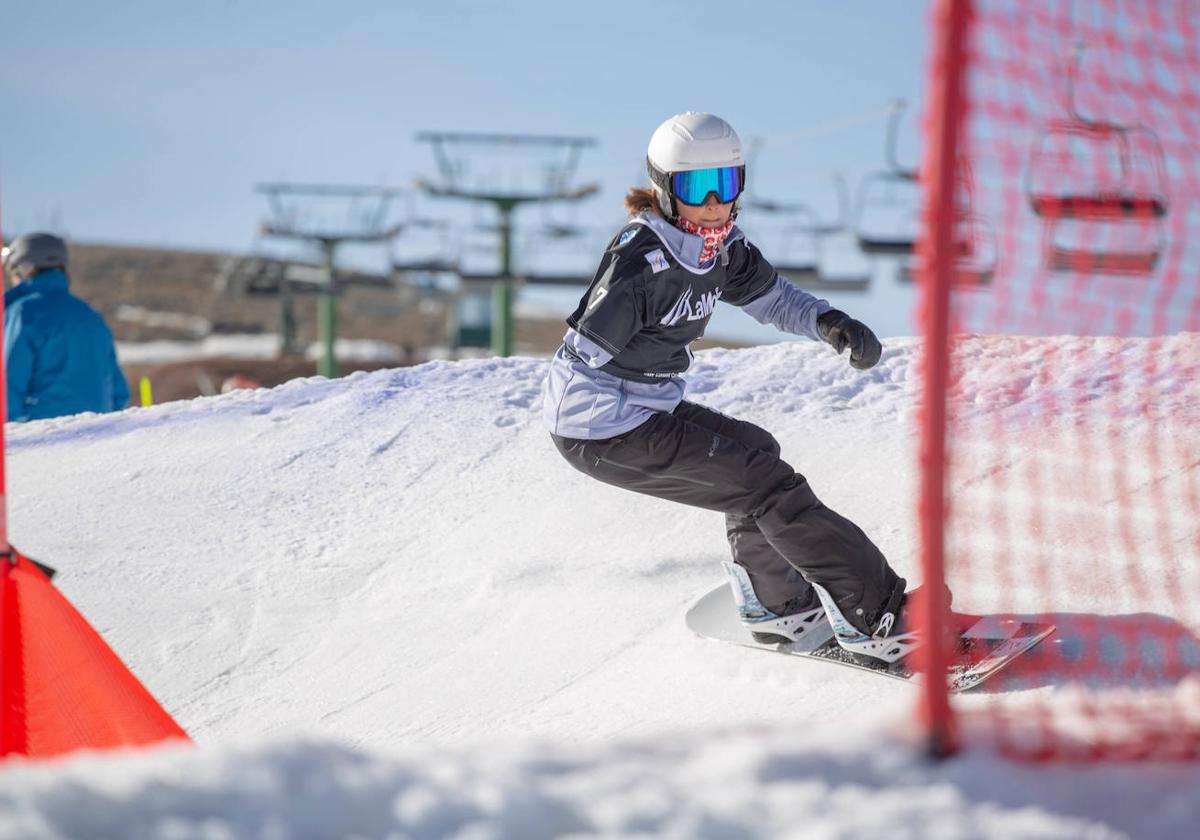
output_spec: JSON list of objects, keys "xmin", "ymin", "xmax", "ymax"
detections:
[{"xmin": 2, "ymin": 337, "xmax": 1198, "ymax": 837}]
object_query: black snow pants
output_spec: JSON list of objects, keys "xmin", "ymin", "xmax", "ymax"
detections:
[{"xmin": 552, "ymin": 400, "xmax": 904, "ymax": 635}]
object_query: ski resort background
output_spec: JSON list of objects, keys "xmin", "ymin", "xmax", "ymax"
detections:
[
  {"xmin": 2, "ymin": 0, "xmax": 1200, "ymax": 837},
  {"xmin": 0, "ymin": 337, "xmax": 1197, "ymax": 837}
]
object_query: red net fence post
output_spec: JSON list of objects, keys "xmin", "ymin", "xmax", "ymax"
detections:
[
  {"xmin": 1, "ymin": 181, "xmax": 9, "ymax": 544},
  {"xmin": 915, "ymin": 0, "xmax": 972, "ymax": 759},
  {"xmin": 918, "ymin": 0, "xmax": 1200, "ymax": 761}
]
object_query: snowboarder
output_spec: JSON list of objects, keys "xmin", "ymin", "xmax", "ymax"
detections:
[
  {"xmin": 3, "ymin": 232, "xmax": 130, "ymax": 422},
  {"xmin": 542, "ymin": 112, "xmax": 923, "ymax": 663}
]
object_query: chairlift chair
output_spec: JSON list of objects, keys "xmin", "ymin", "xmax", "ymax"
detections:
[
  {"xmin": 233, "ymin": 257, "xmax": 288, "ymax": 297},
  {"xmin": 1025, "ymin": 45, "xmax": 1168, "ymax": 276},
  {"xmin": 855, "ymin": 162, "xmax": 984, "ymax": 258},
  {"xmin": 806, "ymin": 222, "xmax": 874, "ymax": 291},
  {"xmin": 855, "ymin": 100, "xmax": 986, "ymax": 265},
  {"xmin": 897, "ymin": 212, "xmax": 997, "ymax": 289},
  {"xmin": 792, "ymin": 200, "xmax": 877, "ymax": 291},
  {"xmin": 854, "ymin": 101, "xmax": 922, "ymax": 255},
  {"xmin": 541, "ymin": 223, "xmax": 586, "ymax": 240},
  {"xmin": 514, "ymin": 223, "xmax": 593, "ymax": 283},
  {"xmin": 805, "ymin": 174, "xmax": 874, "ymax": 292},
  {"xmin": 1043, "ymin": 213, "xmax": 1163, "ymax": 276},
  {"xmin": 539, "ymin": 197, "xmax": 590, "ymax": 241},
  {"xmin": 771, "ymin": 211, "xmax": 822, "ymax": 284},
  {"xmin": 750, "ymin": 175, "xmax": 874, "ymax": 292},
  {"xmin": 522, "ymin": 272, "xmax": 591, "ymax": 287},
  {"xmin": 391, "ymin": 216, "xmax": 459, "ymax": 281},
  {"xmin": 853, "ymin": 170, "xmax": 920, "ymax": 256},
  {"xmin": 392, "ymin": 257, "xmax": 459, "ymax": 273},
  {"xmin": 808, "ymin": 267, "xmax": 872, "ymax": 293}
]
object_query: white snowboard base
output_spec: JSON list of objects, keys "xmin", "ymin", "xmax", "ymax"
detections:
[{"xmin": 685, "ymin": 584, "xmax": 1056, "ymax": 692}]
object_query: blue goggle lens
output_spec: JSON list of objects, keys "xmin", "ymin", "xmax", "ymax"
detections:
[{"xmin": 671, "ymin": 166, "xmax": 744, "ymax": 206}]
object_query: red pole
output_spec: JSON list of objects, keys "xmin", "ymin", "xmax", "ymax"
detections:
[
  {"xmin": 1, "ymin": 174, "xmax": 8, "ymax": 553},
  {"xmin": 0, "ymin": 175, "xmax": 19, "ymax": 757},
  {"xmin": 916, "ymin": 0, "xmax": 971, "ymax": 759}
]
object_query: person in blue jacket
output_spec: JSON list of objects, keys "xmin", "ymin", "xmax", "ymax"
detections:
[{"xmin": 2, "ymin": 232, "xmax": 130, "ymax": 421}]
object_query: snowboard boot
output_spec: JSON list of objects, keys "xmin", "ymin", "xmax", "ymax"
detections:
[
  {"xmin": 811, "ymin": 582, "xmax": 954, "ymax": 664},
  {"xmin": 722, "ymin": 562, "xmax": 826, "ymax": 645}
]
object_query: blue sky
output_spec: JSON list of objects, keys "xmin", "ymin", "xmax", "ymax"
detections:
[{"xmin": 1, "ymin": 0, "xmax": 932, "ymax": 337}]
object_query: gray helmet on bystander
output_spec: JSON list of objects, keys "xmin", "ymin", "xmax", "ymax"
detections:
[{"xmin": 2, "ymin": 232, "xmax": 69, "ymax": 280}]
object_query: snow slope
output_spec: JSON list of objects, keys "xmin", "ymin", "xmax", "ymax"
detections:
[{"xmin": 1, "ymin": 338, "xmax": 1198, "ymax": 839}]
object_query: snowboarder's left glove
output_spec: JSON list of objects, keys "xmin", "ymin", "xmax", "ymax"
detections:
[{"xmin": 817, "ymin": 309, "xmax": 882, "ymax": 370}]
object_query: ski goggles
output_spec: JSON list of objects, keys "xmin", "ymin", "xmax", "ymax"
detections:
[{"xmin": 670, "ymin": 165, "xmax": 746, "ymax": 206}]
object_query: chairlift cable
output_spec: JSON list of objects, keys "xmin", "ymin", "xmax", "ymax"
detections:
[{"xmin": 758, "ymin": 103, "xmax": 905, "ymax": 145}]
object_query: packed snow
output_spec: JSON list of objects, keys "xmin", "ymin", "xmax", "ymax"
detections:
[{"xmin": 1, "ymin": 336, "xmax": 1198, "ymax": 839}]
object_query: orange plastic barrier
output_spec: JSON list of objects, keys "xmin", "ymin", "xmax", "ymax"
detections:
[{"xmin": 1, "ymin": 553, "xmax": 189, "ymax": 758}]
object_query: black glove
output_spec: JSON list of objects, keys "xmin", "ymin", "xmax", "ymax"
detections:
[{"xmin": 816, "ymin": 309, "xmax": 882, "ymax": 370}]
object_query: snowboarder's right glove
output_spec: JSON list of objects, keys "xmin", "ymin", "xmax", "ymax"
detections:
[{"xmin": 817, "ymin": 309, "xmax": 882, "ymax": 370}]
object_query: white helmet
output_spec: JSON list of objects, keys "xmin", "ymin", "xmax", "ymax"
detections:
[{"xmin": 646, "ymin": 112, "xmax": 746, "ymax": 218}]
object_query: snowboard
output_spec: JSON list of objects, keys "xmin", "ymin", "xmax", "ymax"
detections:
[{"xmin": 685, "ymin": 583, "xmax": 1055, "ymax": 692}]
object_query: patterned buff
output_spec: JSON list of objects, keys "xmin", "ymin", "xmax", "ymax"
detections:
[{"xmin": 676, "ymin": 217, "xmax": 734, "ymax": 265}]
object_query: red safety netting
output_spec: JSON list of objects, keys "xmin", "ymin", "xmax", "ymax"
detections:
[{"xmin": 918, "ymin": 0, "xmax": 1200, "ymax": 760}]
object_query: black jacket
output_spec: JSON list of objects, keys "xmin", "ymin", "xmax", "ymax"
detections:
[{"xmin": 566, "ymin": 220, "xmax": 777, "ymax": 383}]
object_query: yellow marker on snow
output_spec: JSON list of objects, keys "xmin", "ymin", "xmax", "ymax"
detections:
[{"xmin": 139, "ymin": 377, "xmax": 153, "ymax": 407}]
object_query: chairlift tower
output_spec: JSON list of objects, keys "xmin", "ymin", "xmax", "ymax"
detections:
[
  {"xmin": 415, "ymin": 132, "xmax": 598, "ymax": 357},
  {"xmin": 256, "ymin": 183, "xmax": 406, "ymax": 377}
]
